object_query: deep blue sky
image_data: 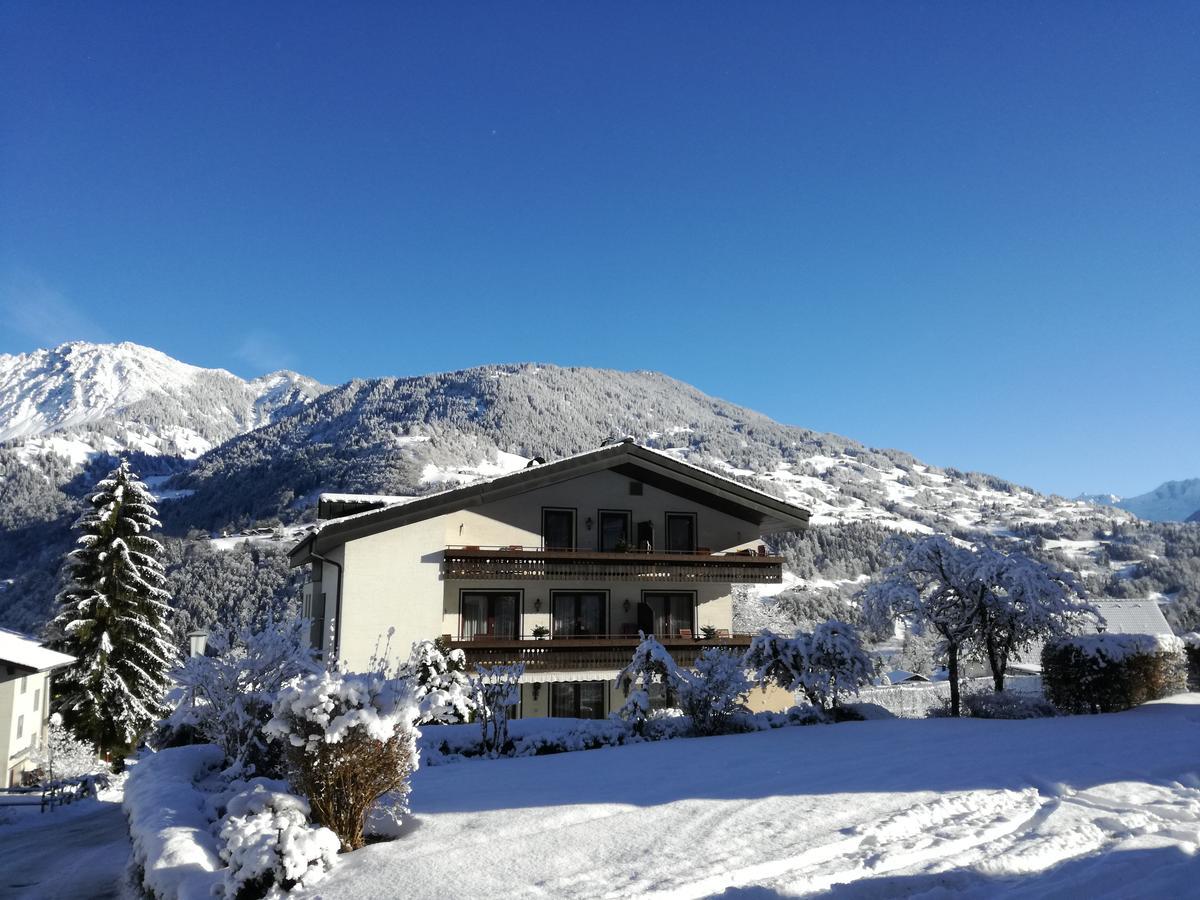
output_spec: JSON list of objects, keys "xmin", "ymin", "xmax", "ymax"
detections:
[{"xmin": 2, "ymin": 3, "xmax": 1197, "ymax": 498}]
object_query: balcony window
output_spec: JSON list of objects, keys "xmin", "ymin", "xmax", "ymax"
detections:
[
  {"xmin": 542, "ymin": 508, "xmax": 576, "ymax": 551},
  {"xmin": 665, "ymin": 513, "xmax": 696, "ymax": 553},
  {"xmin": 461, "ymin": 591, "xmax": 520, "ymax": 639},
  {"xmin": 552, "ymin": 592, "xmax": 606, "ymax": 638},
  {"xmin": 550, "ymin": 681, "xmax": 606, "ymax": 719},
  {"xmin": 638, "ymin": 592, "xmax": 695, "ymax": 638},
  {"xmin": 598, "ymin": 510, "xmax": 632, "ymax": 552}
]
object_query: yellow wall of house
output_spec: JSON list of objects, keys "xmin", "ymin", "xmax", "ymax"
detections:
[{"xmin": 322, "ymin": 466, "xmax": 763, "ymax": 671}]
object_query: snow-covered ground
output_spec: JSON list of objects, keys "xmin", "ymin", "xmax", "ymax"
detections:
[
  {"xmin": 310, "ymin": 696, "xmax": 1200, "ymax": 899},
  {"xmin": 0, "ymin": 778, "xmax": 129, "ymax": 899}
]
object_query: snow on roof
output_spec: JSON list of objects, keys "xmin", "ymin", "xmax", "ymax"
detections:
[
  {"xmin": 1091, "ymin": 599, "xmax": 1173, "ymax": 636},
  {"xmin": 885, "ymin": 670, "xmax": 931, "ymax": 684},
  {"xmin": 0, "ymin": 628, "xmax": 75, "ymax": 672}
]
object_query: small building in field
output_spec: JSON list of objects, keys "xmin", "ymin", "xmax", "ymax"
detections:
[
  {"xmin": 0, "ymin": 629, "xmax": 75, "ymax": 786},
  {"xmin": 289, "ymin": 441, "xmax": 811, "ymax": 718}
]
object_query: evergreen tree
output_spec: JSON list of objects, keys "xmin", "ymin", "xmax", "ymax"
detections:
[{"xmin": 49, "ymin": 462, "xmax": 177, "ymax": 755}]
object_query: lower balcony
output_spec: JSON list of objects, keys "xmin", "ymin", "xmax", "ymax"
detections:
[
  {"xmin": 443, "ymin": 545, "xmax": 784, "ymax": 584},
  {"xmin": 446, "ymin": 633, "xmax": 755, "ymax": 673}
]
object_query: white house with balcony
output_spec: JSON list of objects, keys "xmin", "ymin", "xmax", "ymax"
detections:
[{"xmin": 290, "ymin": 440, "xmax": 811, "ymax": 718}]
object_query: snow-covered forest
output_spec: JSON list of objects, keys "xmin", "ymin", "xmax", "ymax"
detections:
[{"xmin": 2, "ymin": 342, "xmax": 1199, "ymax": 641}]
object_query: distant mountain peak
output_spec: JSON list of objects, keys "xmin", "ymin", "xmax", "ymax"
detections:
[
  {"xmin": 0, "ymin": 340, "xmax": 328, "ymax": 457},
  {"xmin": 1084, "ymin": 478, "xmax": 1200, "ymax": 522}
]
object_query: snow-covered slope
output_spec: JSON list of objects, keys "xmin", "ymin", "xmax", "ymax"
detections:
[{"xmin": 0, "ymin": 341, "xmax": 328, "ymax": 458}]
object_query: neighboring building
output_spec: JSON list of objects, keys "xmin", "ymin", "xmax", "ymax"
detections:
[
  {"xmin": 1007, "ymin": 598, "xmax": 1175, "ymax": 675},
  {"xmin": 289, "ymin": 440, "xmax": 811, "ymax": 718},
  {"xmin": 0, "ymin": 629, "xmax": 75, "ymax": 786}
]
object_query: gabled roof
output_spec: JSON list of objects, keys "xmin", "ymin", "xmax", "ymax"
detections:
[
  {"xmin": 0, "ymin": 628, "xmax": 76, "ymax": 675},
  {"xmin": 1091, "ymin": 599, "xmax": 1172, "ymax": 636},
  {"xmin": 290, "ymin": 441, "xmax": 811, "ymax": 565}
]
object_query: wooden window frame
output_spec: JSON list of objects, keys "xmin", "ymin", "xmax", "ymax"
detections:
[
  {"xmin": 664, "ymin": 511, "xmax": 698, "ymax": 554},
  {"xmin": 541, "ymin": 506, "xmax": 577, "ymax": 551},
  {"xmin": 549, "ymin": 681, "xmax": 608, "ymax": 719},
  {"xmin": 550, "ymin": 589, "xmax": 611, "ymax": 638},
  {"xmin": 639, "ymin": 590, "xmax": 698, "ymax": 638},
  {"xmin": 597, "ymin": 509, "xmax": 633, "ymax": 552},
  {"xmin": 458, "ymin": 589, "xmax": 525, "ymax": 639}
]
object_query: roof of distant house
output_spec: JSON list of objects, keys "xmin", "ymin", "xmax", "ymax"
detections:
[
  {"xmin": 290, "ymin": 441, "xmax": 812, "ymax": 564},
  {"xmin": 1091, "ymin": 599, "xmax": 1173, "ymax": 636},
  {"xmin": 0, "ymin": 628, "xmax": 76, "ymax": 674}
]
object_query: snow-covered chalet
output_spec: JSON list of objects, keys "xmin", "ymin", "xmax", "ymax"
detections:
[{"xmin": 289, "ymin": 440, "xmax": 811, "ymax": 718}]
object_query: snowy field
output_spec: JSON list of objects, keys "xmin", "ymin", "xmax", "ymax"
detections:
[{"xmin": 311, "ymin": 696, "xmax": 1200, "ymax": 899}]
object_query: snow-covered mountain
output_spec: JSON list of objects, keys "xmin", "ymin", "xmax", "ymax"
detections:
[
  {"xmin": 0, "ymin": 341, "xmax": 328, "ymax": 461},
  {"xmin": 1081, "ymin": 479, "xmax": 1200, "ymax": 522},
  {"xmin": 166, "ymin": 363, "xmax": 1117, "ymax": 538}
]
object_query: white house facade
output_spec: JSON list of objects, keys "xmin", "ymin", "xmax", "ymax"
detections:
[
  {"xmin": 0, "ymin": 629, "xmax": 75, "ymax": 786},
  {"xmin": 290, "ymin": 441, "xmax": 811, "ymax": 718}
]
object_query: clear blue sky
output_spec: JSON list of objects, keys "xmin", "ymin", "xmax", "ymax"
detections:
[{"xmin": 2, "ymin": 3, "xmax": 1197, "ymax": 498}]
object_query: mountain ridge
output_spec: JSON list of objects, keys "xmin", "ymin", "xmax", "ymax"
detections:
[{"xmin": 1080, "ymin": 478, "xmax": 1200, "ymax": 522}]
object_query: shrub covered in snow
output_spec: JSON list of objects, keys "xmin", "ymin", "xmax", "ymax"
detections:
[
  {"xmin": 265, "ymin": 669, "xmax": 420, "ymax": 851},
  {"xmin": 217, "ymin": 779, "xmax": 340, "ymax": 898},
  {"xmin": 1182, "ymin": 633, "xmax": 1200, "ymax": 691},
  {"xmin": 614, "ymin": 634, "xmax": 680, "ymax": 734},
  {"xmin": 1042, "ymin": 633, "xmax": 1186, "ymax": 714},
  {"xmin": 167, "ymin": 618, "xmax": 319, "ymax": 776},
  {"xmin": 677, "ymin": 647, "xmax": 752, "ymax": 736},
  {"xmin": 744, "ymin": 622, "xmax": 873, "ymax": 711},
  {"xmin": 961, "ymin": 690, "xmax": 1058, "ymax": 720},
  {"xmin": 29, "ymin": 712, "xmax": 105, "ymax": 782},
  {"xmin": 403, "ymin": 637, "xmax": 474, "ymax": 724},
  {"xmin": 467, "ymin": 663, "xmax": 523, "ymax": 756}
]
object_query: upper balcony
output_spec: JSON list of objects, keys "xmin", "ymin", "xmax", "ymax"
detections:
[{"xmin": 442, "ymin": 545, "xmax": 784, "ymax": 584}]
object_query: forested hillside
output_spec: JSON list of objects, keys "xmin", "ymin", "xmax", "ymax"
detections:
[{"xmin": 2, "ymin": 345, "xmax": 1198, "ymax": 642}]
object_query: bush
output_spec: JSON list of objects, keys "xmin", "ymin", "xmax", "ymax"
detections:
[
  {"xmin": 217, "ymin": 779, "xmax": 340, "ymax": 899},
  {"xmin": 265, "ymin": 670, "xmax": 419, "ymax": 851},
  {"xmin": 961, "ymin": 691, "xmax": 1058, "ymax": 719},
  {"xmin": 1042, "ymin": 634, "xmax": 1187, "ymax": 714},
  {"xmin": 677, "ymin": 647, "xmax": 752, "ymax": 736},
  {"xmin": 467, "ymin": 664, "xmax": 523, "ymax": 756},
  {"xmin": 1183, "ymin": 633, "xmax": 1200, "ymax": 691}
]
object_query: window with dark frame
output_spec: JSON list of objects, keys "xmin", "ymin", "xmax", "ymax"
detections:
[
  {"xmin": 542, "ymin": 508, "xmax": 576, "ymax": 550},
  {"xmin": 598, "ymin": 510, "xmax": 632, "ymax": 552},
  {"xmin": 460, "ymin": 591, "xmax": 520, "ymax": 639},
  {"xmin": 665, "ymin": 513, "xmax": 697, "ymax": 553},
  {"xmin": 552, "ymin": 592, "xmax": 607, "ymax": 637},
  {"xmin": 639, "ymin": 592, "xmax": 696, "ymax": 637},
  {"xmin": 549, "ymin": 681, "xmax": 606, "ymax": 719}
]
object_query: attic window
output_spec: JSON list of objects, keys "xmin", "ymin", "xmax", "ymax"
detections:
[{"xmin": 629, "ymin": 481, "xmax": 643, "ymax": 496}]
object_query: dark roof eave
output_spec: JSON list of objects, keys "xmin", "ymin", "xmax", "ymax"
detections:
[{"xmin": 287, "ymin": 443, "xmax": 810, "ymax": 565}]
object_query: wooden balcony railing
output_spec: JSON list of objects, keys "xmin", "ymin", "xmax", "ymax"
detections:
[
  {"xmin": 447, "ymin": 633, "xmax": 755, "ymax": 673},
  {"xmin": 443, "ymin": 546, "xmax": 784, "ymax": 584}
]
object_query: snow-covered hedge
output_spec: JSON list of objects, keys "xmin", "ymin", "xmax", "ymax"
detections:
[
  {"xmin": 1042, "ymin": 633, "xmax": 1187, "ymax": 714},
  {"xmin": 961, "ymin": 690, "xmax": 1057, "ymax": 720},
  {"xmin": 124, "ymin": 745, "xmax": 227, "ymax": 900},
  {"xmin": 1182, "ymin": 633, "xmax": 1200, "ymax": 691}
]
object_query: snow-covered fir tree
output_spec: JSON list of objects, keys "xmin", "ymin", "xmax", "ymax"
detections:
[{"xmin": 49, "ymin": 461, "xmax": 178, "ymax": 754}]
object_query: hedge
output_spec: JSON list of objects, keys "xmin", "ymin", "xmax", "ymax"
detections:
[
  {"xmin": 1042, "ymin": 633, "xmax": 1186, "ymax": 714},
  {"xmin": 1184, "ymin": 633, "xmax": 1200, "ymax": 691}
]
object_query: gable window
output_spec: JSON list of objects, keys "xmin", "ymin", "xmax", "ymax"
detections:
[
  {"xmin": 16, "ymin": 714, "xmax": 23, "ymax": 740},
  {"xmin": 461, "ymin": 591, "xmax": 520, "ymax": 639},
  {"xmin": 552, "ymin": 592, "xmax": 606, "ymax": 638},
  {"xmin": 637, "ymin": 592, "xmax": 695, "ymax": 638},
  {"xmin": 665, "ymin": 513, "xmax": 697, "ymax": 553},
  {"xmin": 542, "ymin": 508, "xmax": 576, "ymax": 551},
  {"xmin": 598, "ymin": 510, "xmax": 632, "ymax": 552},
  {"xmin": 550, "ymin": 682, "xmax": 606, "ymax": 719},
  {"xmin": 33, "ymin": 688, "xmax": 39, "ymax": 712}
]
